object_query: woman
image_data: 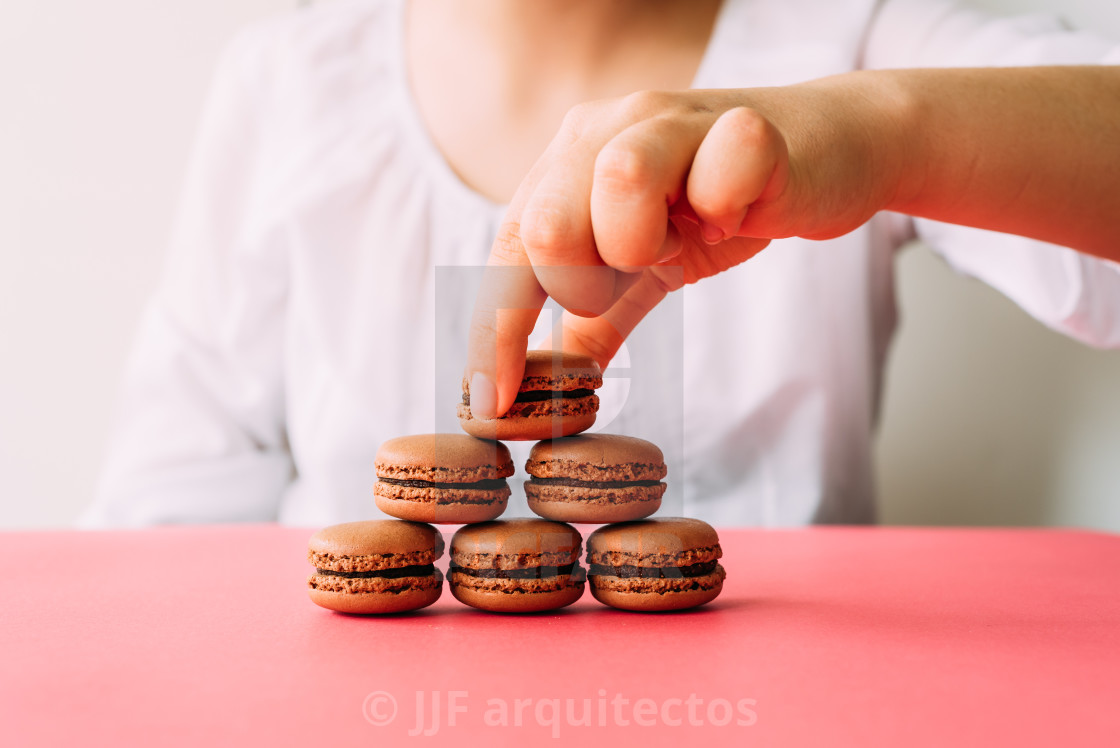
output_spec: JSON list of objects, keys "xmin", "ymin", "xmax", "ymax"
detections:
[{"xmin": 85, "ymin": 0, "xmax": 1120, "ymax": 527}]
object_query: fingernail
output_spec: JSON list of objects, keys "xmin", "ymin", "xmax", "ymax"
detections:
[
  {"xmin": 469, "ymin": 371, "xmax": 497, "ymax": 420},
  {"xmin": 699, "ymin": 221, "xmax": 725, "ymax": 245}
]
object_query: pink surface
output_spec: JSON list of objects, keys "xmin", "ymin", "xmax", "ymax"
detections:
[{"xmin": 2, "ymin": 526, "xmax": 1119, "ymax": 747}]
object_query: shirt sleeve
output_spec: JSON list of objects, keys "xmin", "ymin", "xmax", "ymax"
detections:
[
  {"xmin": 81, "ymin": 29, "xmax": 294, "ymax": 527},
  {"xmin": 862, "ymin": 0, "xmax": 1120, "ymax": 349}
]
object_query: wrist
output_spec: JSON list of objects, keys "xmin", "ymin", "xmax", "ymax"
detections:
[
  {"xmin": 868, "ymin": 69, "xmax": 927, "ymax": 215},
  {"xmin": 852, "ymin": 69, "xmax": 921, "ymax": 216},
  {"xmin": 771, "ymin": 69, "xmax": 919, "ymax": 237}
]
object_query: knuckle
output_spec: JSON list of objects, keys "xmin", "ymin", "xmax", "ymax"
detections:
[
  {"xmin": 617, "ymin": 89, "xmax": 673, "ymax": 119},
  {"xmin": 519, "ymin": 206, "xmax": 577, "ymax": 261},
  {"xmin": 724, "ymin": 106, "xmax": 777, "ymax": 151},
  {"xmin": 559, "ymin": 101, "xmax": 598, "ymax": 140},
  {"xmin": 561, "ymin": 101, "xmax": 589, "ymax": 129},
  {"xmin": 557, "ymin": 111, "xmax": 582, "ymax": 145},
  {"xmin": 594, "ymin": 141, "xmax": 658, "ymax": 195}
]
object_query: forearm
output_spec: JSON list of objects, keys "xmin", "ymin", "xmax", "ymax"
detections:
[{"xmin": 881, "ymin": 65, "xmax": 1120, "ymax": 261}]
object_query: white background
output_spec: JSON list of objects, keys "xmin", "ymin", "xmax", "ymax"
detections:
[{"xmin": 1, "ymin": 0, "xmax": 1118, "ymax": 529}]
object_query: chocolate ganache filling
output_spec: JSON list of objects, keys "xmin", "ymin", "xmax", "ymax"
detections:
[
  {"xmin": 317, "ymin": 564, "xmax": 436, "ymax": 579},
  {"xmin": 529, "ymin": 477, "xmax": 662, "ymax": 489},
  {"xmin": 588, "ymin": 561, "xmax": 718, "ymax": 579},
  {"xmin": 462, "ymin": 389, "xmax": 594, "ymax": 406},
  {"xmin": 451, "ymin": 562, "xmax": 577, "ymax": 580},
  {"xmin": 378, "ymin": 477, "xmax": 509, "ymax": 490}
]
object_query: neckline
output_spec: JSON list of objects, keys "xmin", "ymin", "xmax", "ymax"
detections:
[{"xmin": 388, "ymin": 0, "xmax": 733, "ymax": 216}]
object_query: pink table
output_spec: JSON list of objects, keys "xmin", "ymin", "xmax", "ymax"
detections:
[{"xmin": 2, "ymin": 526, "xmax": 1118, "ymax": 746}]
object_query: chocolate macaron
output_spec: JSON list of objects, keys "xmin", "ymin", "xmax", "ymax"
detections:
[
  {"xmin": 458, "ymin": 350, "xmax": 602, "ymax": 441},
  {"xmin": 374, "ymin": 434, "xmax": 514, "ymax": 524},
  {"xmin": 307, "ymin": 520, "xmax": 444, "ymax": 614},
  {"xmin": 586, "ymin": 518, "xmax": 725, "ymax": 612},
  {"xmin": 449, "ymin": 519, "xmax": 586, "ymax": 613},
  {"xmin": 524, "ymin": 434, "xmax": 667, "ymax": 523}
]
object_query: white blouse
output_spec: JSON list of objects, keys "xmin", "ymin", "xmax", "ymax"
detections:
[{"xmin": 83, "ymin": 0, "xmax": 1120, "ymax": 528}]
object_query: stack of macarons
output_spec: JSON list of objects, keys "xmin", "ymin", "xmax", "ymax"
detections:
[{"xmin": 306, "ymin": 350, "xmax": 725, "ymax": 615}]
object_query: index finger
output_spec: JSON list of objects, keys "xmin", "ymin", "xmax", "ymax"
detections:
[{"xmin": 466, "ymin": 220, "xmax": 549, "ymax": 420}]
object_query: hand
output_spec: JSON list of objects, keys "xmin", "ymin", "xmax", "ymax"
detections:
[
  {"xmin": 466, "ymin": 66, "xmax": 1120, "ymax": 419},
  {"xmin": 465, "ymin": 78, "xmax": 905, "ymax": 419}
]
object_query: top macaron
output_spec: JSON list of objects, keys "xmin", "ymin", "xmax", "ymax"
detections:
[
  {"xmin": 458, "ymin": 351, "xmax": 603, "ymax": 441},
  {"xmin": 524, "ymin": 434, "xmax": 667, "ymax": 523},
  {"xmin": 375, "ymin": 434, "xmax": 514, "ymax": 524}
]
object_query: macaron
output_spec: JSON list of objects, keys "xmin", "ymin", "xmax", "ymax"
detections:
[
  {"xmin": 449, "ymin": 519, "xmax": 586, "ymax": 613},
  {"xmin": 458, "ymin": 350, "xmax": 603, "ymax": 441},
  {"xmin": 524, "ymin": 433, "xmax": 667, "ymax": 523},
  {"xmin": 307, "ymin": 520, "xmax": 444, "ymax": 614},
  {"xmin": 374, "ymin": 434, "xmax": 514, "ymax": 524},
  {"xmin": 586, "ymin": 518, "xmax": 725, "ymax": 612}
]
